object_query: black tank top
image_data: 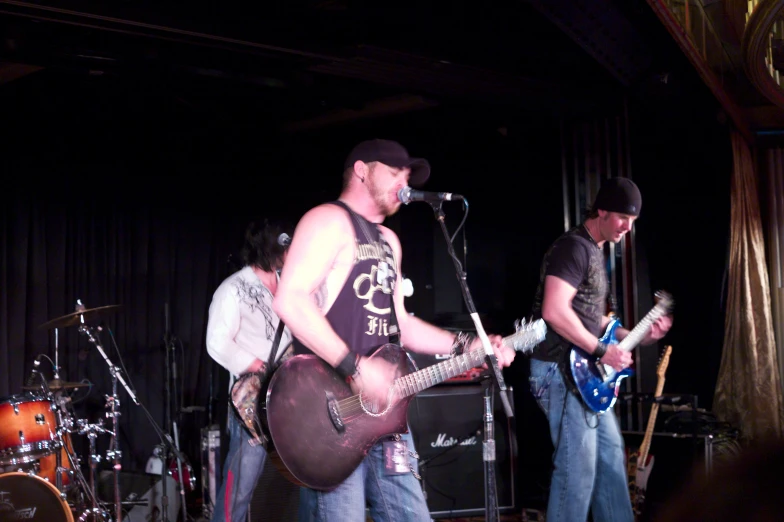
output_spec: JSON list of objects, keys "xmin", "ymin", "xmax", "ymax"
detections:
[{"xmin": 293, "ymin": 201, "xmax": 399, "ymax": 357}]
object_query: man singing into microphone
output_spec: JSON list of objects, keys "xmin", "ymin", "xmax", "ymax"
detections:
[
  {"xmin": 273, "ymin": 138, "xmax": 517, "ymax": 522},
  {"xmin": 206, "ymin": 218, "xmax": 295, "ymax": 522}
]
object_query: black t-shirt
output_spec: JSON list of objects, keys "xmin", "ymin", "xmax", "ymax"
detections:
[{"xmin": 530, "ymin": 225, "xmax": 608, "ymax": 362}]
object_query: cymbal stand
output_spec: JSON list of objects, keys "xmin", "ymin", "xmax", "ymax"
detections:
[
  {"xmin": 77, "ymin": 418, "xmax": 113, "ymax": 522},
  {"xmin": 54, "ymin": 327, "xmax": 62, "ymax": 381},
  {"xmin": 78, "ymin": 323, "xmax": 138, "ymax": 522}
]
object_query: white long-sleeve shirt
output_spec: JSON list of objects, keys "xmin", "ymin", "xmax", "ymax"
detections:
[{"xmin": 206, "ymin": 266, "xmax": 292, "ymax": 379}]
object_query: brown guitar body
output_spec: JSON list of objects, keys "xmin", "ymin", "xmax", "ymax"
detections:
[
  {"xmin": 260, "ymin": 321, "xmax": 547, "ymax": 491},
  {"xmin": 264, "ymin": 347, "xmax": 413, "ymax": 491}
]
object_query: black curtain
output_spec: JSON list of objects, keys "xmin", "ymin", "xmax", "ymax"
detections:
[{"xmin": 1, "ymin": 180, "xmax": 259, "ymax": 472}]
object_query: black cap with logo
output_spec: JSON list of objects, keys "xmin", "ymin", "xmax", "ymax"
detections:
[{"xmin": 344, "ymin": 139, "xmax": 430, "ymax": 187}]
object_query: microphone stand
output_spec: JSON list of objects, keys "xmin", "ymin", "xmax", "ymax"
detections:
[
  {"xmin": 164, "ymin": 303, "xmax": 189, "ymax": 522},
  {"xmin": 429, "ymin": 200, "xmax": 512, "ymax": 522}
]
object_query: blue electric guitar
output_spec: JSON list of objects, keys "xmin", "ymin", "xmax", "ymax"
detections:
[{"xmin": 569, "ymin": 291, "xmax": 674, "ymax": 413}]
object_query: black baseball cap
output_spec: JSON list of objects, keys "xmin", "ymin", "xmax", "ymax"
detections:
[
  {"xmin": 344, "ymin": 139, "xmax": 430, "ymax": 187},
  {"xmin": 593, "ymin": 177, "xmax": 642, "ymax": 216}
]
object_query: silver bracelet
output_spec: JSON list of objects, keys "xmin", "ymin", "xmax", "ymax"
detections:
[{"xmin": 450, "ymin": 332, "xmax": 472, "ymax": 357}]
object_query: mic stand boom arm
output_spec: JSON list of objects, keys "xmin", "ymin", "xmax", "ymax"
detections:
[{"xmin": 428, "ymin": 199, "xmax": 511, "ymax": 522}]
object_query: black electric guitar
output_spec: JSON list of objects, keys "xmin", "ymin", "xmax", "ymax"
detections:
[
  {"xmin": 262, "ymin": 319, "xmax": 547, "ymax": 491},
  {"xmin": 627, "ymin": 345, "xmax": 672, "ymax": 519}
]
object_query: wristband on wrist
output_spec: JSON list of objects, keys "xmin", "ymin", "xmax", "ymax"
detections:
[
  {"xmin": 335, "ymin": 352, "xmax": 358, "ymax": 380},
  {"xmin": 593, "ymin": 341, "xmax": 608, "ymax": 359}
]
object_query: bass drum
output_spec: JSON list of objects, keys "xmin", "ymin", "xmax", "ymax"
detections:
[{"xmin": 0, "ymin": 472, "xmax": 74, "ymax": 522}]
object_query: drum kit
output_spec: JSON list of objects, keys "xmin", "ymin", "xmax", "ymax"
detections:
[{"xmin": 0, "ymin": 302, "xmax": 196, "ymax": 522}]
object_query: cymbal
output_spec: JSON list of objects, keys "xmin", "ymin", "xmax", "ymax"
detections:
[
  {"xmin": 38, "ymin": 305, "xmax": 122, "ymax": 329},
  {"xmin": 22, "ymin": 378, "xmax": 91, "ymax": 391}
]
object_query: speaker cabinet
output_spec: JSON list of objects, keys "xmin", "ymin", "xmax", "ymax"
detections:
[
  {"xmin": 408, "ymin": 383, "xmax": 516, "ymax": 518},
  {"xmin": 622, "ymin": 431, "xmax": 714, "ymax": 522}
]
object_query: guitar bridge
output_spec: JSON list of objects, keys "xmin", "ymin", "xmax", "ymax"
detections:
[{"xmin": 325, "ymin": 391, "xmax": 345, "ymax": 433}]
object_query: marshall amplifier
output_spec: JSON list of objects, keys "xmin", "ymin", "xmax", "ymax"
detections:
[{"xmin": 407, "ymin": 383, "xmax": 517, "ymax": 518}]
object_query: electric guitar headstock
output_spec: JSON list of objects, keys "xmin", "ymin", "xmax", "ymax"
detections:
[
  {"xmin": 504, "ymin": 318, "xmax": 547, "ymax": 354},
  {"xmin": 653, "ymin": 290, "xmax": 675, "ymax": 315},
  {"xmin": 657, "ymin": 345, "xmax": 673, "ymax": 379},
  {"xmin": 654, "ymin": 345, "xmax": 672, "ymax": 396}
]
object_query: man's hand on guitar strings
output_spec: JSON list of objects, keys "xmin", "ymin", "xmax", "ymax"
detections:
[
  {"xmin": 641, "ymin": 315, "xmax": 673, "ymax": 345},
  {"xmin": 349, "ymin": 355, "xmax": 397, "ymax": 409},
  {"xmin": 601, "ymin": 344, "xmax": 633, "ymax": 372}
]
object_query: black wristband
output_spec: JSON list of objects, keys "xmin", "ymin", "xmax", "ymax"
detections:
[
  {"xmin": 335, "ymin": 352, "xmax": 357, "ymax": 379},
  {"xmin": 593, "ymin": 341, "xmax": 608, "ymax": 360}
]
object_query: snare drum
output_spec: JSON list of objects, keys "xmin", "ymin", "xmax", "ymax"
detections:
[
  {"xmin": 0, "ymin": 393, "xmax": 59, "ymax": 465},
  {"xmin": 0, "ymin": 472, "xmax": 74, "ymax": 522}
]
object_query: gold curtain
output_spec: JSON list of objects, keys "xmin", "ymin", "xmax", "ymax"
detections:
[
  {"xmin": 713, "ymin": 131, "xmax": 784, "ymax": 442},
  {"xmin": 766, "ymin": 149, "xmax": 784, "ymax": 416}
]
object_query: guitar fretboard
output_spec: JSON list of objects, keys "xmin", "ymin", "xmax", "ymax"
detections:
[
  {"xmin": 394, "ymin": 349, "xmax": 485, "ymax": 398},
  {"xmin": 617, "ymin": 302, "xmax": 670, "ymax": 352},
  {"xmin": 392, "ymin": 321, "xmax": 545, "ymax": 398}
]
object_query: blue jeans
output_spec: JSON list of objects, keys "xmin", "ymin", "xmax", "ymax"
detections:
[
  {"xmin": 298, "ymin": 432, "xmax": 432, "ymax": 522},
  {"xmin": 211, "ymin": 412, "xmax": 268, "ymax": 522},
  {"xmin": 529, "ymin": 359, "xmax": 634, "ymax": 522}
]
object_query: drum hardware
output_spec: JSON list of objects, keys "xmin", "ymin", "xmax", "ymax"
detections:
[
  {"xmin": 37, "ymin": 301, "xmax": 189, "ymax": 522},
  {"xmin": 71, "ymin": 301, "xmax": 186, "ymax": 522},
  {"xmin": 38, "ymin": 304, "xmax": 123, "ymax": 330},
  {"xmin": 24, "ymin": 379, "xmax": 92, "ymax": 392},
  {"xmin": 76, "ymin": 320, "xmax": 134, "ymax": 522},
  {"xmin": 38, "ymin": 303, "xmax": 121, "ymax": 400},
  {"xmin": 75, "ymin": 418, "xmax": 113, "ymax": 522}
]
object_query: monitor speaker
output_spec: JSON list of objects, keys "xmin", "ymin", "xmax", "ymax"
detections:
[
  {"xmin": 408, "ymin": 383, "xmax": 517, "ymax": 518},
  {"xmin": 97, "ymin": 470, "xmax": 180, "ymax": 522}
]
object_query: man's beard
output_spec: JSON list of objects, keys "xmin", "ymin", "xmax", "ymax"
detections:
[{"xmin": 368, "ymin": 176, "xmax": 399, "ymax": 217}]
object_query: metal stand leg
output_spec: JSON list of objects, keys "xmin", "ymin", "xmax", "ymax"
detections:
[{"xmin": 482, "ymin": 379, "xmax": 500, "ymax": 522}]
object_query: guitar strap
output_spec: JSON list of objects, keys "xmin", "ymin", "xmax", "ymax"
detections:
[
  {"xmin": 387, "ymin": 280, "xmax": 400, "ymax": 346},
  {"xmin": 266, "ymin": 318, "xmax": 287, "ymax": 375}
]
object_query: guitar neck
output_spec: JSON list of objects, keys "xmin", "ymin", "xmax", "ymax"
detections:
[
  {"xmin": 617, "ymin": 303, "xmax": 668, "ymax": 352},
  {"xmin": 638, "ymin": 349, "xmax": 670, "ymax": 468},
  {"xmin": 395, "ymin": 349, "xmax": 485, "ymax": 397},
  {"xmin": 637, "ymin": 403, "xmax": 659, "ymax": 468},
  {"xmin": 393, "ymin": 321, "xmax": 546, "ymax": 398}
]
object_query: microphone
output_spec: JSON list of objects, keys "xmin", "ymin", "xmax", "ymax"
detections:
[
  {"xmin": 26, "ymin": 354, "xmax": 44, "ymax": 387},
  {"xmin": 278, "ymin": 233, "xmax": 291, "ymax": 247},
  {"xmin": 397, "ymin": 186, "xmax": 464, "ymax": 205}
]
